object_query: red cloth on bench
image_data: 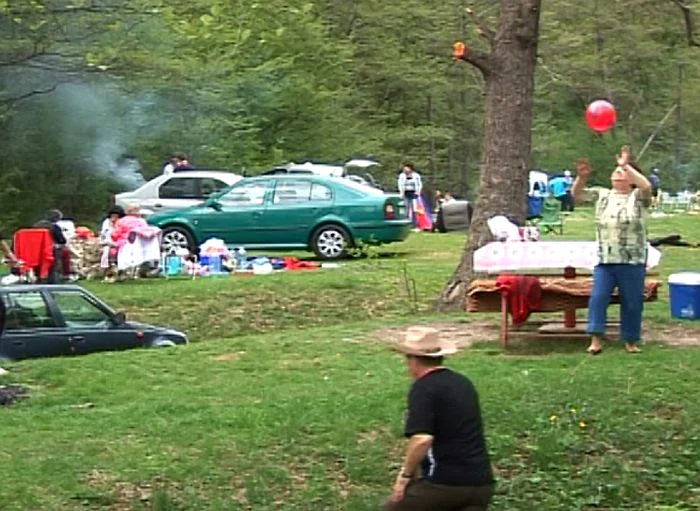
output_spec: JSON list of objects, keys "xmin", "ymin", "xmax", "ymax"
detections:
[{"xmin": 496, "ymin": 275, "xmax": 542, "ymax": 326}]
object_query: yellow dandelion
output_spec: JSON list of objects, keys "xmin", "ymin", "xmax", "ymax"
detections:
[
  {"xmin": 549, "ymin": 414, "xmax": 558, "ymax": 422},
  {"xmin": 578, "ymin": 421, "xmax": 587, "ymax": 429},
  {"xmin": 569, "ymin": 408, "xmax": 577, "ymax": 415}
]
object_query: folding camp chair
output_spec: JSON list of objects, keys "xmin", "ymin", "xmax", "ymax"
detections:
[{"xmin": 538, "ymin": 198, "xmax": 564, "ymax": 235}]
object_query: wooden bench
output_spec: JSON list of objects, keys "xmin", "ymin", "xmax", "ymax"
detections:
[{"xmin": 466, "ymin": 270, "xmax": 661, "ymax": 348}]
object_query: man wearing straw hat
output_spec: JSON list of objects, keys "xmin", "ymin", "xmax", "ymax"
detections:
[{"xmin": 383, "ymin": 326, "xmax": 494, "ymax": 511}]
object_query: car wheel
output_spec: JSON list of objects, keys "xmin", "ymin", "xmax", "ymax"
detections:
[
  {"xmin": 312, "ymin": 224, "xmax": 351, "ymax": 260},
  {"xmin": 161, "ymin": 226, "xmax": 195, "ymax": 254}
]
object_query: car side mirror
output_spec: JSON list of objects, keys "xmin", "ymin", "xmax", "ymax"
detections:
[
  {"xmin": 112, "ymin": 311, "xmax": 127, "ymax": 326},
  {"xmin": 208, "ymin": 200, "xmax": 223, "ymax": 211}
]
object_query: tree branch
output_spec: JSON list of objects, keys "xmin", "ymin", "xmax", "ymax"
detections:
[
  {"xmin": 0, "ymin": 51, "xmax": 41, "ymax": 67},
  {"xmin": 0, "ymin": 82, "xmax": 63, "ymax": 106},
  {"xmin": 6, "ymin": 5, "xmax": 156, "ymax": 16},
  {"xmin": 455, "ymin": 47, "xmax": 492, "ymax": 76},
  {"xmin": 673, "ymin": 0, "xmax": 700, "ymax": 47},
  {"xmin": 465, "ymin": 7, "xmax": 494, "ymax": 44}
]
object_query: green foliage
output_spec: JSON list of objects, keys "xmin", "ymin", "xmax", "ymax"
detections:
[{"xmin": 0, "ymin": 0, "xmax": 699, "ymax": 229}]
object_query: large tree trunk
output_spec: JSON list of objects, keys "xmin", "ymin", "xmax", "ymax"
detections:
[{"xmin": 438, "ymin": 0, "xmax": 541, "ymax": 310}]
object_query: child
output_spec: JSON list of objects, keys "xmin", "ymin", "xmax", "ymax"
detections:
[{"xmin": 100, "ymin": 206, "xmax": 125, "ymax": 282}]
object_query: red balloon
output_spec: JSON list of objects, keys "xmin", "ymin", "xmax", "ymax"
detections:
[{"xmin": 585, "ymin": 100, "xmax": 617, "ymax": 133}]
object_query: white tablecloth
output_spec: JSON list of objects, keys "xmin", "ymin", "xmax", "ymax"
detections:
[{"xmin": 473, "ymin": 241, "xmax": 661, "ymax": 273}]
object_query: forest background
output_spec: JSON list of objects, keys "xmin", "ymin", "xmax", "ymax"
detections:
[{"xmin": 1, "ymin": 0, "xmax": 698, "ymax": 228}]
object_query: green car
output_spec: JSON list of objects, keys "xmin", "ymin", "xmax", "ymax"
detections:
[{"xmin": 147, "ymin": 175, "xmax": 412, "ymax": 259}]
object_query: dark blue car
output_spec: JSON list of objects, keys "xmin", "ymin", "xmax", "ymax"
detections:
[{"xmin": 0, "ymin": 285, "xmax": 187, "ymax": 360}]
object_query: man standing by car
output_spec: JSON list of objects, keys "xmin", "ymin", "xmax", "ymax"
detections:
[
  {"xmin": 383, "ymin": 326, "xmax": 495, "ymax": 511},
  {"xmin": 397, "ymin": 163, "xmax": 423, "ymax": 227},
  {"xmin": 173, "ymin": 153, "xmax": 194, "ymax": 172},
  {"xmin": 162, "ymin": 154, "xmax": 180, "ymax": 175}
]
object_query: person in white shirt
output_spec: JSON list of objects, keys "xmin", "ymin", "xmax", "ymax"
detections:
[
  {"xmin": 398, "ymin": 162, "xmax": 423, "ymax": 226},
  {"xmin": 162, "ymin": 155, "xmax": 179, "ymax": 175},
  {"xmin": 99, "ymin": 206, "xmax": 125, "ymax": 282}
]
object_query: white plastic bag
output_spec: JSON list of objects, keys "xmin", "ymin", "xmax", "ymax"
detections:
[{"xmin": 487, "ymin": 216, "xmax": 521, "ymax": 241}]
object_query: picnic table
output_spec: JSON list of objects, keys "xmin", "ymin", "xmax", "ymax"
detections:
[{"xmin": 468, "ymin": 241, "xmax": 662, "ymax": 348}]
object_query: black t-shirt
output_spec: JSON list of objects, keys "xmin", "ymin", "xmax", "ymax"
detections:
[{"xmin": 404, "ymin": 368, "xmax": 494, "ymax": 486}]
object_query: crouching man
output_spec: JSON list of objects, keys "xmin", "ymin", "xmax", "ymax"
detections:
[{"xmin": 383, "ymin": 327, "xmax": 495, "ymax": 511}]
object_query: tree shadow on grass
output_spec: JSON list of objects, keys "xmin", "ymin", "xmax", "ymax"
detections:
[{"xmin": 472, "ymin": 338, "xmax": 593, "ymax": 357}]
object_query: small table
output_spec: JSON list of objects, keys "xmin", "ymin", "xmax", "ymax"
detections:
[
  {"xmin": 470, "ymin": 242, "xmax": 662, "ymax": 347},
  {"xmin": 473, "ymin": 241, "xmax": 661, "ymax": 274}
]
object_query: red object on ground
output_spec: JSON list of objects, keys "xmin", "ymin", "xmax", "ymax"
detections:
[
  {"xmin": 453, "ymin": 41, "xmax": 467, "ymax": 59},
  {"xmin": 75, "ymin": 226, "xmax": 94, "ymax": 239},
  {"xmin": 496, "ymin": 275, "xmax": 542, "ymax": 326},
  {"xmin": 283, "ymin": 257, "xmax": 320, "ymax": 271},
  {"xmin": 13, "ymin": 229, "xmax": 55, "ymax": 279},
  {"xmin": 585, "ymin": 100, "xmax": 617, "ymax": 133}
]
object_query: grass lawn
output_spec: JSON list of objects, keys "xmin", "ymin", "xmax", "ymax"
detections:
[{"xmin": 2, "ymin": 208, "xmax": 700, "ymax": 510}]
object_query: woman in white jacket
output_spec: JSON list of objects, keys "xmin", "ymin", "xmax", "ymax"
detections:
[{"xmin": 397, "ymin": 162, "xmax": 423, "ymax": 226}]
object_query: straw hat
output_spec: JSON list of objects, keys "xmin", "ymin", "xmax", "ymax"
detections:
[{"xmin": 393, "ymin": 326, "xmax": 457, "ymax": 358}]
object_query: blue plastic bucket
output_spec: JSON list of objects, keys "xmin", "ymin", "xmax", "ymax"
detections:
[{"xmin": 668, "ymin": 272, "xmax": 700, "ymax": 320}]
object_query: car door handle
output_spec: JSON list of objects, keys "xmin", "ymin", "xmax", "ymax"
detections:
[
  {"xmin": 70, "ymin": 336, "xmax": 86, "ymax": 343},
  {"xmin": 154, "ymin": 203, "xmax": 163, "ymax": 208},
  {"xmin": 252, "ymin": 211, "xmax": 263, "ymax": 217},
  {"xmin": 12, "ymin": 340, "xmax": 24, "ymax": 346}
]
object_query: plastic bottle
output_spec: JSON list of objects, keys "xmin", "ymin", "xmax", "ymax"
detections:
[{"xmin": 237, "ymin": 247, "xmax": 247, "ymax": 269}]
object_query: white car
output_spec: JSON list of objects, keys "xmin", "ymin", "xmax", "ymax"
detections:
[
  {"xmin": 114, "ymin": 171, "xmax": 243, "ymax": 217},
  {"xmin": 260, "ymin": 161, "xmax": 346, "ymax": 177},
  {"xmin": 260, "ymin": 159, "xmax": 385, "ymax": 189}
]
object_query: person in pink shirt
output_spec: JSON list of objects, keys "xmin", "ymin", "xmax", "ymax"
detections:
[{"xmin": 111, "ymin": 204, "xmax": 159, "ymax": 249}]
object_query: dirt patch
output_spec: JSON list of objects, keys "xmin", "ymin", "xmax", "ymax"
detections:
[
  {"xmin": 81, "ymin": 470, "xmax": 181, "ymax": 510},
  {"xmin": 373, "ymin": 321, "xmax": 700, "ymax": 348},
  {"xmin": 643, "ymin": 324, "xmax": 700, "ymax": 346},
  {"xmin": 373, "ymin": 321, "xmax": 498, "ymax": 349},
  {"xmin": 211, "ymin": 352, "xmax": 242, "ymax": 362}
]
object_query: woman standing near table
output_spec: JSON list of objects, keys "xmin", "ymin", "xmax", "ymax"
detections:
[{"xmin": 571, "ymin": 147, "xmax": 652, "ymax": 355}]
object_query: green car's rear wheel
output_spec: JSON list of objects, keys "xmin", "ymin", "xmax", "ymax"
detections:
[
  {"xmin": 311, "ymin": 224, "xmax": 351, "ymax": 260},
  {"xmin": 161, "ymin": 226, "xmax": 195, "ymax": 254}
]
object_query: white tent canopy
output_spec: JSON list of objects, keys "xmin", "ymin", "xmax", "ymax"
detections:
[{"xmin": 529, "ymin": 170, "xmax": 549, "ymax": 196}]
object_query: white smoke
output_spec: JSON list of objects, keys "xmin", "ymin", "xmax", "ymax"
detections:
[
  {"xmin": 93, "ymin": 139, "xmax": 146, "ymax": 189},
  {"xmin": 50, "ymin": 83, "xmax": 152, "ymax": 189}
]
